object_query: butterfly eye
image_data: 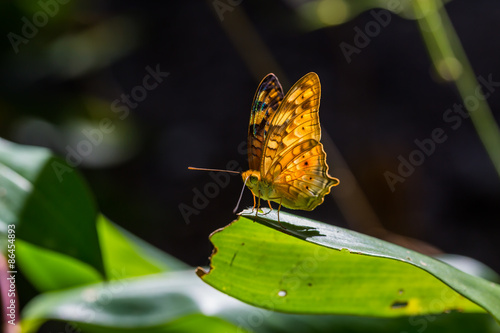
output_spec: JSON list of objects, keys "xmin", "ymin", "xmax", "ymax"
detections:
[{"xmin": 249, "ymin": 175, "xmax": 259, "ymax": 183}]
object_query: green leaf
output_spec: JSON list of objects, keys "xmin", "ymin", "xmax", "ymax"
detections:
[
  {"xmin": 21, "ymin": 270, "xmax": 499, "ymax": 333},
  {"xmin": 21, "ymin": 271, "xmax": 249, "ymax": 333},
  {"xmin": 0, "ymin": 138, "xmax": 104, "ymax": 277},
  {"xmin": 74, "ymin": 314, "xmax": 249, "ymax": 333},
  {"xmin": 435, "ymin": 254, "xmax": 500, "ymax": 283},
  {"xmin": 198, "ymin": 209, "xmax": 500, "ymax": 322},
  {"xmin": 15, "ymin": 212, "xmax": 189, "ymax": 291},
  {"xmin": 14, "ymin": 213, "xmax": 189, "ymax": 291},
  {"xmin": 98, "ymin": 214, "xmax": 189, "ymax": 279},
  {"xmin": 16, "ymin": 239, "xmax": 103, "ymax": 291}
]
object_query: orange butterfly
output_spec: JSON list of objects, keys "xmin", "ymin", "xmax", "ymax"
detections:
[{"xmin": 241, "ymin": 72, "xmax": 339, "ymax": 215}]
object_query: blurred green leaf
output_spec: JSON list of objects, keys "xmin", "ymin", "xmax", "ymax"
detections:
[
  {"xmin": 298, "ymin": 0, "xmax": 415, "ymax": 30},
  {"xmin": 21, "ymin": 271, "xmax": 249, "ymax": 333},
  {"xmin": 15, "ymin": 213, "xmax": 189, "ymax": 292},
  {"xmin": 297, "ymin": 0, "xmax": 457, "ymax": 30},
  {"xmin": 98, "ymin": 214, "xmax": 189, "ymax": 279},
  {"xmin": 198, "ymin": 209, "xmax": 500, "ymax": 322},
  {"xmin": 0, "ymin": 138, "xmax": 104, "ymax": 277},
  {"xmin": 16, "ymin": 239, "xmax": 102, "ymax": 291},
  {"xmin": 435, "ymin": 254, "xmax": 500, "ymax": 283},
  {"xmin": 73, "ymin": 314, "xmax": 250, "ymax": 333},
  {"xmin": 0, "ymin": 138, "xmax": 187, "ymax": 290},
  {"xmin": 21, "ymin": 270, "xmax": 499, "ymax": 333}
]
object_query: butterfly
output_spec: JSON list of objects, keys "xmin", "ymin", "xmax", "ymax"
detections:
[{"xmin": 241, "ymin": 72, "xmax": 339, "ymax": 216}]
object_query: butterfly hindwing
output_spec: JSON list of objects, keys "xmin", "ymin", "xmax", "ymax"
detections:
[
  {"xmin": 247, "ymin": 74, "xmax": 284, "ymax": 170},
  {"xmin": 273, "ymin": 141, "xmax": 339, "ymax": 210}
]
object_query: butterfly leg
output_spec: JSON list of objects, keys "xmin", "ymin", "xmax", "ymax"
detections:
[
  {"xmin": 254, "ymin": 193, "xmax": 261, "ymax": 221},
  {"xmin": 252, "ymin": 193, "xmax": 257, "ymax": 213},
  {"xmin": 263, "ymin": 200, "xmax": 273, "ymax": 215},
  {"xmin": 277, "ymin": 198, "xmax": 285, "ymax": 229}
]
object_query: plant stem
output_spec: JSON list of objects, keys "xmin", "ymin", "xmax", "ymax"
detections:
[{"xmin": 413, "ymin": 0, "xmax": 500, "ymax": 179}]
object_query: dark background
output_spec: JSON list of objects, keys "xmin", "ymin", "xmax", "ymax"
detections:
[{"xmin": 1, "ymin": 0, "xmax": 499, "ymax": 303}]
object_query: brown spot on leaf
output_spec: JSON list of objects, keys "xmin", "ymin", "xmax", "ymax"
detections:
[{"xmin": 391, "ymin": 301, "xmax": 408, "ymax": 309}]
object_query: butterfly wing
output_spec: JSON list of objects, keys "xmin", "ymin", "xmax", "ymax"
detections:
[
  {"xmin": 261, "ymin": 72, "xmax": 339, "ymax": 210},
  {"xmin": 247, "ymin": 74, "xmax": 284, "ymax": 170}
]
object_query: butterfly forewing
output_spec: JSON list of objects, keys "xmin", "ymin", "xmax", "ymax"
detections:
[
  {"xmin": 261, "ymin": 72, "xmax": 321, "ymax": 176},
  {"xmin": 247, "ymin": 74, "xmax": 284, "ymax": 170},
  {"xmin": 260, "ymin": 72, "xmax": 339, "ymax": 210}
]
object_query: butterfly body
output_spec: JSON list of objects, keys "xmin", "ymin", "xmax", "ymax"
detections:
[
  {"xmin": 241, "ymin": 170, "xmax": 274, "ymax": 203},
  {"xmin": 243, "ymin": 72, "xmax": 339, "ymax": 212}
]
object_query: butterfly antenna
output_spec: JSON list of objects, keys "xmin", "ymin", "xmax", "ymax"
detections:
[
  {"xmin": 188, "ymin": 166, "xmax": 240, "ymax": 174},
  {"xmin": 233, "ymin": 175, "xmax": 250, "ymax": 214}
]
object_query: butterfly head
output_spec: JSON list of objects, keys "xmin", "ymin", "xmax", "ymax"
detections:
[{"xmin": 241, "ymin": 170, "xmax": 261, "ymax": 190}]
